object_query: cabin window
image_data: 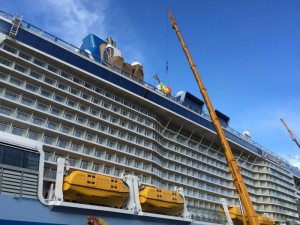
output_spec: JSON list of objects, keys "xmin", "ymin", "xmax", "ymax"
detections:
[
  {"xmin": 70, "ymin": 88, "xmax": 78, "ymax": 95},
  {"xmin": 94, "ymin": 150, "xmax": 101, "ymax": 158},
  {"xmin": 54, "ymin": 95, "xmax": 64, "ymax": 102},
  {"xmin": 115, "ymin": 156, "xmax": 122, "ymax": 163},
  {"xmin": 117, "ymin": 144, "xmax": 124, "ymax": 150},
  {"xmin": 3, "ymin": 44, "xmax": 17, "ymax": 54},
  {"xmin": 142, "ymin": 176, "xmax": 147, "ymax": 183},
  {"xmin": 47, "ymin": 65, "xmax": 58, "ymax": 73},
  {"xmin": 73, "ymin": 77, "xmax": 82, "ymax": 84},
  {"xmin": 114, "ymin": 168, "xmax": 120, "ymax": 177},
  {"xmin": 61, "ymin": 126, "xmax": 70, "ymax": 134},
  {"xmin": 0, "ymin": 123, "xmax": 8, "ymax": 131},
  {"xmin": 57, "ymin": 82, "xmax": 66, "ymax": 90},
  {"xmin": 21, "ymin": 97, "xmax": 33, "ymax": 106},
  {"xmin": 79, "ymin": 104, "xmax": 87, "ymax": 112},
  {"xmin": 71, "ymin": 143, "xmax": 79, "ymax": 152},
  {"xmin": 134, "ymin": 161, "xmax": 139, "ymax": 168},
  {"xmin": 33, "ymin": 58, "xmax": 45, "ymax": 67},
  {"xmin": 64, "ymin": 112, "xmax": 73, "ymax": 120},
  {"xmin": 14, "ymin": 64, "xmax": 28, "ymax": 73},
  {"xmin": 0, "ymin": 106, "xmax": 12, "ymax": 116},
  {"xmin": 32, "ymin": 116, "xmax": 44, "ymax": 125},
  {"xmin": 67, "ymin": 158, "xmax": 75, "ymax": 167},
  {"xmin": 41, "ymin": 89, "xmax": 51, "ymax": 97},
  {"xmin": 108, "ymin": 128, "xmax": 115, "ymax": 135},
  {"xmin": 12, "ymin": 127, "xmax": 24, "ymax": 136},
  {"xmin": 9, "ymin": 77, "xmax": 23, "ymax": 86},
  {"xmin": 76, "ymin": 117, "xmax": 85, "ymax": 124},
  {"xmin": 73, "ymin": 130, "xmax": 82, "ymax": 137},
  {"xmin": 43, "ymin": 136, "xmax": 53, "ymax": 144},
  {"xmin": 81, "ymin": 92, "xmax": 89, "ymax": 100},
  {"xmin": 102, "ymin": 101, "xmax": 110, "ymax": 109},
  {"xmin": 83, "ymin": 147, "xmax": 91, "ymax": 155},
  {"xmin": 93, "ymin": 163, "xmax": 99, "ymax": 172},
  {"xmin": 86, "ymin": 133, "xmax": 94, "ymax": 141},
  {"xmin": 37, "ymin": 103, "xmax": 47, "ymax": 111},
  {"xmin": 67, "ymin": 99, "xmax": 76, "ymax": 107},
  {"xmin": 92, "ymin": 97, "xmax": 100, "ymax": 104},
  {"xmin": 81, "ymin": 161, "xmax": 88, "ymax": 169},
  {"xmin": 101, "ymin": 113, "xmax": 108, "ymax": 120},
  {"xmin": 26, "ymin": 83, "xmax": 38, "ymax": 92},
  {"xmin": 88, "ymin": 121, "xmax": 95, "ymax": 128},
  {"xmin": 4, "ymin": 91, "xmax": 17, "ymax": 100},
  {"xmin": 44, "ymin": 77, "xmax": 55, "ymax": 85},
  {"xmin": 29, "ymin": 70, "xmax": 41, "ymax": 79},
  {"xmin": 95, "ymin": 87, "xmax": 103, "ymax": 94},
  {"xmin": 143, "ymin": 152, "xmax": 148, "ymax": 159},
  {"xmin": 51, "ymin": 108, "xmax": 60, "ymax": 116},
  {"xmin": 16, "ymin": 112, "xmax": 28, "ymax": 121},
  {"xmin": 19, "ymin": 51, "xmax": 32, "ymax": 61},
  {"xmin": 89, "ymin": 109, "xmax": 97, "ymax": 116},
  {"xmin": 104, "ymin": 166, "xmax": 110, "ymax": 174},
  {"xmin": 96, "ymin": 137, "xmax": 104, "ymax": 144},
  {"xmin": 0, "ymin": 72, "xmax": 8, "ymax": 80},
  {"xmin": 105, "ymin": 153, "xmax": 112, "ymax": 160},
  {"xmin": 84, "ymin": 82, "xmax": 92, "ymax": 89},
  {"xmin": 58, "ymin": 140, "xmax": 67, "ymax": 148},
  {"xmin": 61, "ymin": 71, "xmax": 71, "ymax": 79},
  {"xmin": 0, "ymin": 56, "xmax": 12, "ymax": 66},
  {"xmin": 28, "ymin": 131, "xmax": 39, "ymax": 140}
]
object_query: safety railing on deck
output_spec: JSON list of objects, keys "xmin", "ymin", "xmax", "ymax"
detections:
[{"xmin": 1, "ymin": 10, "xmax": 299, "ymax": 178}]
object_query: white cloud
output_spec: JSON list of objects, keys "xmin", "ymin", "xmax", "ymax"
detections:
[
  {"xmin": 233, "ymin": 99, "xmax": 300, "ymax": 138},
  {"xmin": 230, "ymin": 99, "xmax": 300, "ymax": 166},
  {"xmin": 29, "ymin": 0, "xmax": 147, "ymax": 67},
  {"xmin": 290, "ymin": 155, "xmax": 300, "ymax": 168},
  {"xmin": 33, "ymin": 0, "xmax": 109, "ymax": 46}
]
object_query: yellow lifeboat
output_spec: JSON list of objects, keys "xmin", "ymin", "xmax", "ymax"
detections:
[
  {"xmin": 139, "ymin": 186, "xmax": 184, "ymax": 216},
  {"xmin": 63, "ymin": 171, "xmax": 129, "ymax": 208},
  {"xmin": 228, "ymin": 206, "xmax": 275, "ymax": 225}
]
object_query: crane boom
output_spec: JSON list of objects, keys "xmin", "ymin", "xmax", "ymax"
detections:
[
  {"xmin": 167, "ymin": 9, "xmax": 260, "ymax": 225},
  {"xmin": 280, "ymin": 118, "xmax": 300, "ymax": 148}
]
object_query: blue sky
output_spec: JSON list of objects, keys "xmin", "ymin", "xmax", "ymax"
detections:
[{"xmin": 2, "ymin": 0, "xmax": 300, "ymax": 166}]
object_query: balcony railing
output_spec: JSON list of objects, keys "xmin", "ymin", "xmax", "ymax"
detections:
[{"xmin": 1, "ymin": 9, "xmax": 299, "ymax": 178}]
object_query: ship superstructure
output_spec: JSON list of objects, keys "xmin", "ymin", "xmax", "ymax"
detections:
[{"xmin": 0, "ymin": 10, "xmax": 299, "ymax": 225}]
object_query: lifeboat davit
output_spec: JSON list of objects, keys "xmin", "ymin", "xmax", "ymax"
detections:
[
  {"xmin": 63, "ymin": 171, "xmax": 129, "ymax": 208},
  {"xmin": 139, "ymin": 186, "xmax": 184, "ymax": 216}
]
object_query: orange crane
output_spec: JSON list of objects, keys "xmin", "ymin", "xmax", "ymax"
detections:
[
  {"xmin": 167, "ymin": 9, "xmax": 260, "ymax": 225},
  {"xmin": 280, "ymin": 118, "xmax": 300, "ymax": 148}
]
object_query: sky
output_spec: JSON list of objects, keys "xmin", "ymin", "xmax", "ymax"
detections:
[{"xmin": 1, "ymin": 0, "xmax": 300, "ymax": 166}]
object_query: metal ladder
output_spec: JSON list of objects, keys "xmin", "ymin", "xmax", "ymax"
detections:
[{"xmin": 8, "ymin": 13, "xmax": 22, "ymax": 39}]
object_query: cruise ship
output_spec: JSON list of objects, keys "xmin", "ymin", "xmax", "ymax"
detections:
[{"xmin": 0, "ymin": 10, "xmax": 299, "ymax": 225}]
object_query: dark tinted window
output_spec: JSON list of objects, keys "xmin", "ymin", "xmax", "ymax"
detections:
[
  {"xmin": 23, "ymin": 151, "xmax": 39, "ymax": 170},
  {"xmin": 0, "ymin": 144, "xmax": 39, "ymax": 170},
  {"xmin": 0, "ymin": 145, "xmax": 4, "ymax": 163},
  {"xmin": 4, "ymin": 147, "xmax": 23, "ymax": 167}
]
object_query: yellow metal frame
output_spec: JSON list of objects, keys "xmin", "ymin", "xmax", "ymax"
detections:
[{"xmin": 167, "ymin": 9, "xmax": 260, "ymax": 225}]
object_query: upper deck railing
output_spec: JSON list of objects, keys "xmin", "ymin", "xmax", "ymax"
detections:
[{"xmin": 1, "ymin": 10, "xmax": 299, "ymax": 178}]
